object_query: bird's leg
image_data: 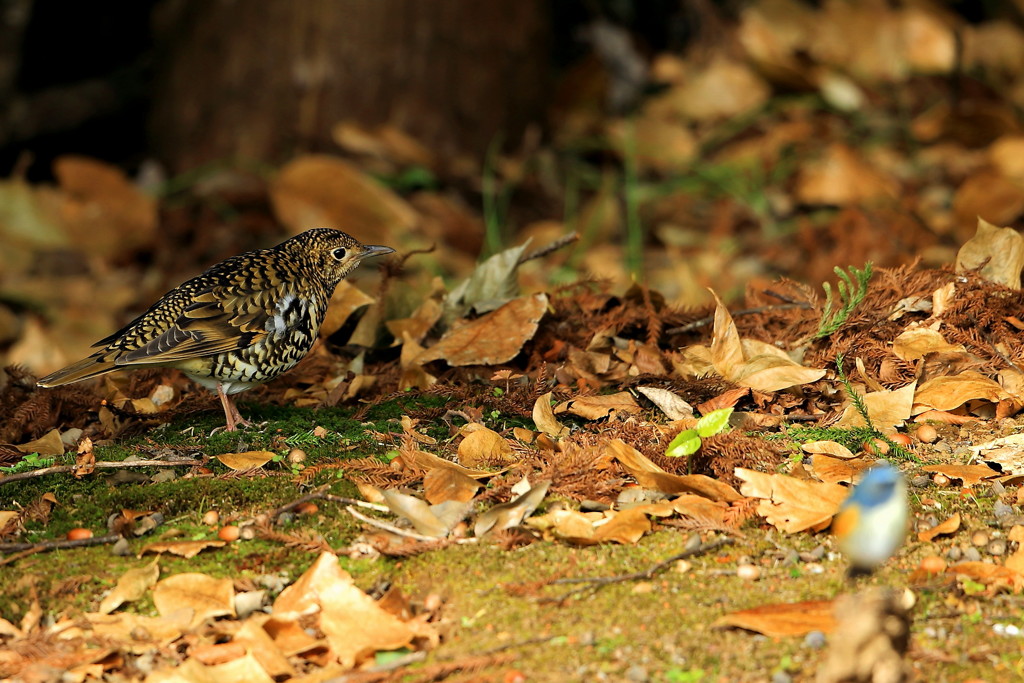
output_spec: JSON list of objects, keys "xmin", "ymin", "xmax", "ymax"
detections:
[{"xmin": 216, "ymin": 383, "xmax": 252, "ymax": 432}]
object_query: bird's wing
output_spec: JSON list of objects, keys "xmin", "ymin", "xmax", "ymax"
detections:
[{"xmin": 113, "ymin": 276, "xmax": 298, "ymax": 366}]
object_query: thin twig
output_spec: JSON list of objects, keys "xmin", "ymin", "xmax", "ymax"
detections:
[
  {"xmin": 665, "ymin": 303, "xmax": 812, "ymax": 335},
  {"xmin": 0, "ymin": 459, "xmax": 202, "ymax": 485},
  {"xmin": 539, "ymin": 537, "xmax": 732, "ymax": 603},
  {"xmin": 0, "ymin": 533, "xmax": 121, "ymax": 559},
  {"xmin": 518, "ymin": 232, "xmax": 579, "ymax": 265},
  {"xmin": 985, "ymin": 333, "xmax": 1024, "ymax": 375}
]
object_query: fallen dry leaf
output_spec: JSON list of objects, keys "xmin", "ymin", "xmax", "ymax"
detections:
[
  {"xmin": 801, "ymin": 440, "xmax": 857, "ymax": 459},
  {"xmin": 13, "ymin": 428, "xmax": 64, "ymax": 456},
  {"xmin": 836, "ymin": 382, "xmax": 916, "ymax": 432},
  {"xmin": 55, "ymin": 155, "xmax": 158, "ymax": 258},
  {"xmin": 319, "ymin": 281, "xmax": 376, "ymax": 339},
  {"xmin": 475, "ymin": 479, "xmax": 551, "ymax": 538},
  {"xmin": 917, "ymin": 512, "xmax": 961, "ymax": 542},
  {"xmin": 274, "ymin": 552, "xmax": 416, "ymax": 668},
  {"xmin": 955, "ymin": 217, "xmax": 1024, "ymax": 289},
  {"xmin": 892, "ymin": 327, "xmax": 966, "ymax": 362},
  {"xmin": 637, "ymin": 386, "xmax": 694, "ymax": 420},
  {"xmin": 795, "ymin": 143, "xmax": 898, "ymax": 205},
  {"xmin": 556, "ymin": 392, "xmax": 642, "ymax": 420},
  {"xmin": 99, "ymin": 561, "xmax": 160, "ymax": 614},
  {"xmin": 85, "ymin": 610, "xmax": 193, "ymax": 648},
  {"xmin": 152, "ymin": 573, "xmax": 234, "ymax": 629},
  {"xmin": 608, "ymin": 439, "xmax": 742, "ymax": 502},
  {"xmin": 270, "ymin": 154, "xmax": 416, "ymax": 244},
  {"xmin": 398, "ymin": 448, "xmax": 500, "ymax": 479},
  {"xmin": 948, "ymin": 561, "xmax": 1024, "ymax": 593},
  {"xmin": 969, "ymin": 433, "xmax": 1024, "ymax": 475},
  {"xmin": 735, "ymin": 467, "xmax": 847, "ymax": 533},
  {"xmin": 139, "ymin": 540, "xmax": 226, "ymax": 559},
  {"xmin": 714, "ymin": 599, "xmax": 837, "ymax": 637},
  {"xmin": 533, "ymin": 392, "xmax": 569, "ymax": 438},
  {"xmin": 423, "ymin": 466, "xmax": 481, "ymax": 505},
  {"xmin": 527, "ymin": 507, "xmax": 652, "ymax": 545},
  {"xmin": 913, "ymin": 371, "xmax": 1010, "ymax": 413},
  {"xmin": 215, "ymin": 451, "xmax": 276, "ymax": 471},
  {"xmin": 381, "ymin": 489, "xmax": 469, "ymax": 538},
  {"xmin": 418, "ymin": 293, "xmax": 548, "ymax": 366},
  {"xmin": 920, "ymin": 464, "xmax": 999, "ymax": 487},
  {"xmin": 457, "ymin": 427, "xmax": 516, "ymax": 468},
  {"xmin": 809, "ymin": 455, "xmax": 873, "ymax": 485}
]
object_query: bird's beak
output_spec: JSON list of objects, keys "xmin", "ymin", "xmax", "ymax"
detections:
[{"xmin": 358, "ymin": 245, "xmax": 395, "ymax": 260}]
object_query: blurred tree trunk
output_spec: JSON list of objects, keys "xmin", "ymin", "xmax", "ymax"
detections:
[{"xmin": 151, "ymin": 0, "xmax": 552, "ymax": 172}]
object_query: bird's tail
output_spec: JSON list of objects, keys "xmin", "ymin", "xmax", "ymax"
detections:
[{"xmin": 36, "ymin": 353, "xmax": 118, "ymax": 387}]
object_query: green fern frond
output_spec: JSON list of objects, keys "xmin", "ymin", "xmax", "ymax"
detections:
[{"xmin": 815, "ymin": 262, "xmax": 873, "ymax": 339}]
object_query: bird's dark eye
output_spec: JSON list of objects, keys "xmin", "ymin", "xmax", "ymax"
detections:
[{"xmin": 331, "ymin": 247, "xmax": 347, "ymax": 261}]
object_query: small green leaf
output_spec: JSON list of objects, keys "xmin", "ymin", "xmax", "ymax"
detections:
[
  {"xmin": 666, "ymin": 429, "xmax": 701, "ymax": 458},
  {"xmin": 695, "ymin": 407, "xmax": 733, "ymax": 438}
]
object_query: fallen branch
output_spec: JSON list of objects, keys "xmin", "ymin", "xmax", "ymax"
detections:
[
  {"xmin": 518, "ymin": 232, "xmax": 579, "ymax": 265},
  {"xmin": 0, "ymin": 533, "xmax": 121, "ymax": 560},
  {"xmin": 539, "ymin": 536, "xmax": 733, "ymax": 603},
  {"xmin": 0, "ymin": 459, "xmax": 202, "ymax": 485}
]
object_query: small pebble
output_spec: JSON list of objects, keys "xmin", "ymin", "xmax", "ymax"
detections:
[
  {"xmin": 782, "ymin": 549, "xmax": 800, "ymax": 566},
  {"xmin": 218, "ymin": 525, "xmax": 240, "ymax": 542},
  {"xmin": 625, "ymin": 665, "xmax": 649, "ymax": 683},
  {"xmin": 771, "ymin": 672, "xmax": 793, "ymax": 683},
  {"xmin": 804, "ymin": 562, "xmax": 825, "ymax": 574},
  {"xmin": 920, "ymin": 555, "xmax": 947, "ymax": 573},
  {"xmin": 988, "ymin": 539, "xmax": 1007, "ymax": 556},
  {"xmin": 994, "ymin": 501, "xmax": 1014, "ymax": 521},
  {"xmin": 240, "ymin": 525, "xmax": 257, "ymax": 540},
  {"xmin": 910, "ymin": 475, "xmax": 931, "ymax": 488},
  {"xmin": 424, "ymin": 593, "xmax": 443, "ymax": 611},
  {"xmin": 994, "ymin": 623, "xmax": 1023, "ymax": 638},
  {"xmin": 736, "ymin": 564, "xmax": 761, "ymax": 581},
  {"xmin": 933, "ymin": 473, "xmax": 951, "ymax": 487},
  {"xmin": 946, "ymin": 546, "xmax": 962, "ymax": 562},
  {"xmin": 287, "ymin": 448, "xmax": 306, "ymax": 464},
  {"xmin": 991, "ymin": 481, "xmax": 1006, "ymax": 496},
  {"xmin": 202, "ymin": 510, "xmax": 220, "ymax": 525},
  {"xmin": 683, "ymin": 534, "xmax": 702, "ymax": 552},
  {"xmin": 112, "ymin": 537, "xmax": 132, "ymax": 556},
  {"xmin": 803, "ymin": 631, "xmax": 827, "ymax": 649},
  {"xmin": 971, "ymin": 530, "xmax": 989, "ymax": 547},
  {"xmin": 964, "ymin": 547, "xmax": 982, "ymax": 562}
]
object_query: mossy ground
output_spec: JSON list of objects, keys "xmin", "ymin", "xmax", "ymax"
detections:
[{"xmin": 0, "ymin": 398, "xmax": 1016, "ymax": 681}]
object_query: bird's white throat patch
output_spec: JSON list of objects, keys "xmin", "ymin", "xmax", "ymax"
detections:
[{"xmin": 268, "ymin": 293, "xmax": 309, "ymax": 337}]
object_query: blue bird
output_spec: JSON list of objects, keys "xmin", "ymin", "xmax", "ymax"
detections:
[{"xmin": 832, "ymin": 462, "xmax": 908, "ymax": 574}]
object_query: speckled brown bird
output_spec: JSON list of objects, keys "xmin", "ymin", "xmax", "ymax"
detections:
[{"xmin": 38, "ymin": 228, "xmax": 394, "ymax": 431}]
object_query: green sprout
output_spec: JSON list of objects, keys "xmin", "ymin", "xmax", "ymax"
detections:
[{"xmin": 666, "ymin": 407, "xmax": 734, "ymax": 458}]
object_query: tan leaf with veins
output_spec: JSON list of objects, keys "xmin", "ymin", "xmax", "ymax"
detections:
[{"xmin": 735, "ymin": 468, "xmax": 846, "ymax": 533}]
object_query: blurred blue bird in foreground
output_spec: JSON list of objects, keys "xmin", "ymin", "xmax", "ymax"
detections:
[{"xmin": 832, "ymin": 462, "xmax": 908, "ymax": 575}]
